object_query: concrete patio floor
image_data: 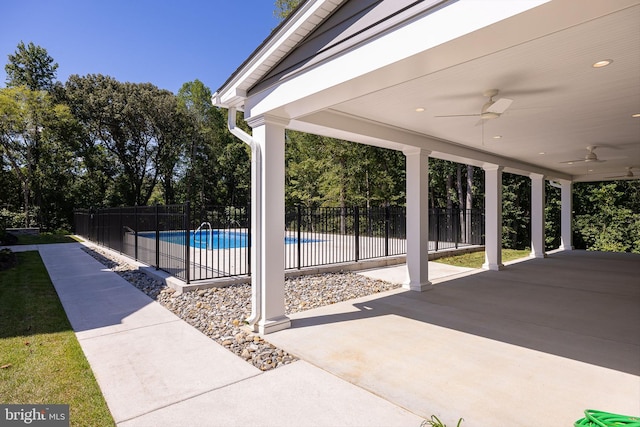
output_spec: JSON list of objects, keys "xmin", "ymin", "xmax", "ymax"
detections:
[{"xmin": 266, "ymin": 250, "xmax": 640, "ymax": 427}]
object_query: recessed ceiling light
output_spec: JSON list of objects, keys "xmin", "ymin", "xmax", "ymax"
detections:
[
  {"xmin": 592, "ymin": 59, "xmax": 613, "ymax": 68},
  {"xmin": 588, "ymin": 169, "xmax": 594, "ymax": 172},
  {"xmin": 632, "ymin": 113, "xmax": 640, "ymax": 118},
  {"xmin": 538, "ymin": 152, "xmax": 545, "ymax": 155},
  {"xmin": 492, "ymin": 135, "xmax": 502, "ymax": 139},
  {"xmin": 415, "ymin": 107, "xmax": 425, "ymax": 112}
]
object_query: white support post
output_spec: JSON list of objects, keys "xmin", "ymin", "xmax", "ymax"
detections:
[
  {"xmin": 403, "ymin": 147, "xmax": 432, "ymax": 291},
  {"xmin": 483, "ymin": 165, "xmax": 504, "ymax": 271},
  {"xmin": 530, "ymin": 173, "xmax": 546, "ymax": 258},
  {"xmin": 247, "ymin": 115, "xmax": 291, "ymax": 335},
  {"xmin": 559, "ymin": 179, "xmax": 574, "ymax": 251}
]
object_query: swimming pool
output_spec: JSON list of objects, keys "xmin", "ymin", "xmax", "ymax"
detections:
[{"xmin": 139, "ymin": 230, "xmax": 319, "ymax": 249}]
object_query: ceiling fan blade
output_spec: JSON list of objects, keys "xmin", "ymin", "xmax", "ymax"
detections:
[
  {"xmin": 559, "ymin": 159, "xmax": 585, "ymax": 164},
  {"xmin": 434, "ymin": 113, "xmax": 480, "ymax": 118},
  {"xmin": 487, "ymin": 98, "xmax": 513, "ymax": 114}
]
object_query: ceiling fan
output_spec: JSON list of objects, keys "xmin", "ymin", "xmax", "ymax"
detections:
[
  {"xmin": 435, "ymin": 89, "xmax": 514, "ymax": 121},
  {"xmin": 605, "ymin": 167, "xmax": 635, "ymax": 179},
  {"xmin": 560, "ymin": 146, "xmax": 606, "ymax": 164}
]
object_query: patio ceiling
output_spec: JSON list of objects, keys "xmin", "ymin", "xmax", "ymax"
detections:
[
  {"xmin": 217, "ymin": 0, "xmax": 640, "ymax": 182},
  {"xmin": 322, "ymin": 2, "xmax": 640, "ymax": 182}
]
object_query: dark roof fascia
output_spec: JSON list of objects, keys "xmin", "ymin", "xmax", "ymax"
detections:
[{"xmin": 215, "ymin": 0, "xmax": 312, "ymax": 94}]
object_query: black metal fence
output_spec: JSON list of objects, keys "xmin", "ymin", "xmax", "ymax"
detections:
[
  {"xmin": 284, "ymin": 206, "xmax": 408, "ymax": 269},
  {"xmin": 74, "ymin": 204, "xmax": 483, "ymax": 283}
]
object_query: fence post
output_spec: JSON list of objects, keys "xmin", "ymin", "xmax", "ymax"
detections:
[
  {"xmin": 134, "ymin": 205, "xmax": 138, "ymax": 260},
  {"xmin": 297, "ymin": 205, "xmax": 302, "ymax": 270},
  {"xmin": 435, "ymin": 209, "xmax": 440, "ymax": 252},
  {"xmin": 385, "ymin": 206, "xmax": 390, "ymax": 257},
  {"xmin": 454, "ymin": 208, "xmax": 464, "ymax": 249},
  {"xmin": 155, "ymin": 204, "xmax": 160, "ymax": 270},
  {"xmin": 455, "ymin": 209, "xmax": 460, "ymax": 249},
  {"xmin": 354, "ymin": 206, "xmax": 360, "ymax": 262},
  {"xmin": 98, "ymin": 209, "xmax": 102, "ymax": 246},
  {"xmin": 184, "ymin": 201, "xmax": 191, "ymax": 284}
]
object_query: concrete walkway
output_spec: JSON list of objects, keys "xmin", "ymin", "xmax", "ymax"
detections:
[{"xmin": 9, "ymin": 243, "xmax": 423, "ymax": 426}]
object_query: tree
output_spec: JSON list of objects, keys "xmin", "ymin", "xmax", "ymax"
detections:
[
  {"xmin": 5, "ymin": 41, "xmax": 59, "ymax": 91},
  {"xmin": 0, "ymin": 87, "xmax": 77, "ymax": 228},
  {"xmin": 285, "ymin": 131, "xmax": 405, "ymax": 209},
  {"xmin": 177, "ymin": 80, "xmax": 250, "ymax": 210},
  {"xmin": 573, "ymin": 181, "xmax": 640, "ymax": 253},
  {"xmin": 275, "ymin": 0, "xmax": 300, "ymax": 20},
  {"xmin": 64, "ymin": 74, "xmax": 189, "ymax": 206},
  {"xmin": 501, "ymin": 173, "xmax": 531, "ymax": 249}
]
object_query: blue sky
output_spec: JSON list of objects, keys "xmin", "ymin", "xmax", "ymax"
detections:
[{"xmin": 0, "ymin": 1, "xmax": 281, "ymax": 94}]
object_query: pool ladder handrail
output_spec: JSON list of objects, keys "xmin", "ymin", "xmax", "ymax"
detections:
[{"xmin": 194, "ymin": 222, "xmax": 212, "ymax": 249}]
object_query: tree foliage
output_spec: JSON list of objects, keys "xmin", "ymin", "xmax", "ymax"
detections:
[
  {"xmin": 5, "ymin": 41, "xmax": 59, "ymax": 91},
  {"xmin": 573, "ymin": 181, "xmax": 640, "ymax": 253},
  {"xmin": 177, "ymin": 80, "xmax": 250, "ymax": 211},
  {"xmin": 285, "ymin": 131, "xmax": 405, "ymax": 208},
  {"xmin": 63, "ymin": 74, "xmax": 190, "ymax": 206},
  {"xmin": 274, "ymin": 0, "xmax": 300, "ymax": 20},
  {"xmin": 0, "ymin": 86, "xmax": 78, "ymax": 228}
]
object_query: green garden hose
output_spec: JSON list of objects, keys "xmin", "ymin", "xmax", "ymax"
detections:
[{"xmin": 574, "ymin": 409, "xmax": 640, "ymax": 427}]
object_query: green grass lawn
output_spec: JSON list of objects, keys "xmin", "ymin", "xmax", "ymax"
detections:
[
  {"xmin": 0, "ymin": 251, "xmax": 114, "ymax": 426},
  {"xmin": 16, "ymin": 233, "xmax": 82, "ymax": 245},
  {"xmin": 435, "ymin": 249, "xmax": 531, "ymax": 269}
]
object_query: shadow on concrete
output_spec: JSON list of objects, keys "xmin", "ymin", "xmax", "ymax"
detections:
[
  {"xmin": 287, "ymin": 250, "xmax": 640, "ymax": 375},
  {"xmin": 35, "ymin": 244, "xmax": 169, "ymax": 335}
]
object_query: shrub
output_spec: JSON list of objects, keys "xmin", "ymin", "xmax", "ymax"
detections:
[{"xmin": 0, "ymin": 248, "xmax": 17, "ymax": 270}]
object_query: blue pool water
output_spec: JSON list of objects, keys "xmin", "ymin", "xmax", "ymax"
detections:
[{"xmin": 139, "ymin": 230, "xmax": 319, "ymax": 249}]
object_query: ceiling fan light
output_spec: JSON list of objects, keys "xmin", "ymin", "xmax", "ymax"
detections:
[
  {"xmin": 481, "ymin": 112, "xmax": 500, "ymax": 119},
  {"xmin": 592, "ymin": 59, "xmax": 612, "ymax": 68}
]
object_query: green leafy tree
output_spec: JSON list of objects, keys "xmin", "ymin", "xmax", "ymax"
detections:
[
  {"xmin": 285, "ymin": 131, "xmax": 404, "ymax": 209},
  {"xmin": 176, "ymin": 80, "xmax": 250, "ymax": 209},
  {"xmin": 574, "ymin": 182, "xmax": 640, "ymax": 253},
  {"xmin": 275, "ymin": 0, "xmax": 300, "ymax": 20},
  {"xmin": 0, "ymin": 87, "xmax": 77, "ymax": 228},
  {"xmin": 5, "ymin": 41, "xmax": 59, "ymax": 91},
  {"xmin": 501, "ymin": 173, "xmax": 531, "ymax": 249},
  {"xmin": 544, "ymin": 182, "xmax": 561, "ymax": 250},
  {"xmin": 64, "ymin": 74, "xmax": 188, "ymax": 206}
]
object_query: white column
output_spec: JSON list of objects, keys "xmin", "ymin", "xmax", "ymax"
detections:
[
  {"xmin": 483, "ymin": 165, "xmax": 504, "ymax": 270},
  {"xmin": 530, "ymin": 173, "xmax": 546, "ymax": 258},
  {"xmin": 403, "ymin": 147, "xmax": 431, "ymax": 291},
  {"xmin": 247, "ymin": 115, "xmax": 291, "ymax": 335},
  {"xmin": 559, "ymin": 179, "xmax": 574, "ymax": 250}
]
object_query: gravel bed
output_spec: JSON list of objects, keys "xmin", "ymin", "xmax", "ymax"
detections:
[{"xmin": 81, "ymin": 245, "xmax": 400, "ymax": 371}]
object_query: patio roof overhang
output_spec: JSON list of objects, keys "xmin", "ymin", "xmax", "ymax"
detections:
[
  {"xmin": 212, "ymin": 0, "xmax": 640, "ymax": 334},
  {"xmin": 215, "ymin": 0, "xmax": 640, "ymax": 182}
]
